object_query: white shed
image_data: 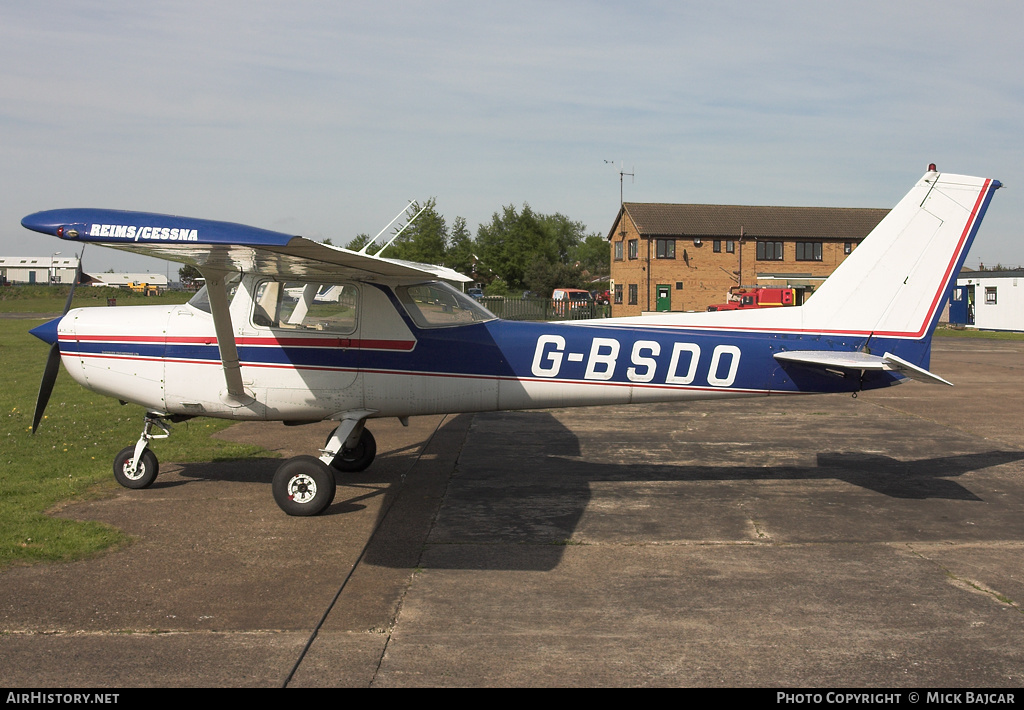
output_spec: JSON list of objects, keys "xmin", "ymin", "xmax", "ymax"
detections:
[
  {"xmin": 950, "ymin": 270, "xmax": 1024, "ymax": 332},
  {"xmin": 0, "ymin": 256, "xmax": 80, "ymax": 285}
]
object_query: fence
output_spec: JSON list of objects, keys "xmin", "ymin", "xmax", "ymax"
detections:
[{"xmin": 480, "ymin": 296, "xmax": 612, "ymax": 321}]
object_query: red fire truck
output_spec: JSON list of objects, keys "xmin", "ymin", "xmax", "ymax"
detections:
[{"xmin": 707, "ymin": 287, "xmax": 796, "ymax": 312}]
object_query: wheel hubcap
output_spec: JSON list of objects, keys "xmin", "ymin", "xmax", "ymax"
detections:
[
  {"xmin": 287, "ymin": 474, "xmax": 317, "ymax": 504},
  {"xmin": 122, "ymin": 460, "xmax": 144, "ymax": 481}
]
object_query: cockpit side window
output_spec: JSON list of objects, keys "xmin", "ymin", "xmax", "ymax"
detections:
[
  {"xmin": 251, "ymin": 281, "xmax": 358, "ymax": 334},
  {"xmin": 395, "ymin": 282, "xmax": 496, "ymax": 328}
]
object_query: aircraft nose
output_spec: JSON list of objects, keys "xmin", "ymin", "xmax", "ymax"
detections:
[{"xmin": 30, "ymin": 317, "xmax": 61, "ymax": 346}]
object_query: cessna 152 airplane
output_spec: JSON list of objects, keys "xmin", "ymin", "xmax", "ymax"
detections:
[{"xmin": 23, "ymin": 168, "xmax": 1000, "ymax": 516}]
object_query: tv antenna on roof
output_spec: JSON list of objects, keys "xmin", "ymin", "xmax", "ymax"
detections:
[{"xmin": 604, "ymin": 160, "xmax": 634, "ymax": 205}]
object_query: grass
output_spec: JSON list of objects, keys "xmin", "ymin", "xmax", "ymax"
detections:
[
  {"xmin": 933, "ymin": 326, "xmax": 1024, "ymax": 340},
  {"xmin": 0, "ymin": 283, "xmax": 192, "ymax": 313},
  {"xmin": 0, "ymin": 290, "xmax": 271, "ymax": 568}
]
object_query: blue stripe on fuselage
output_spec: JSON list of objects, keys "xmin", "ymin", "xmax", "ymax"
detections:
[
  {"xmin": 63, "ymin": 320, "xmax": 914, "ymax": 394},
  {"xmin": 478, "ymin": 320, "xmax": 904, "ymax": 394}
]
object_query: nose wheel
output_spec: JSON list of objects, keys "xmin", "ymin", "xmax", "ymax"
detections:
[
  {"xmin": 113, "ymin": 412, "xmax": 171, "ymax": 490},
  {"xmin": 113, "ymin": 446, "xmax": 159, "ymax": 489}
]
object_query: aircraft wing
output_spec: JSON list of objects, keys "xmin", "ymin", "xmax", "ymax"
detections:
[{"xmin": 20, "ymin": 208, "xmax": 471, "ymax": 283}]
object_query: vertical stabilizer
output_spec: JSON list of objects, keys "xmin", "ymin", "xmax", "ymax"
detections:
[{"xmin": 800, "ymin": 171, "xmax": 999, "ymax": 339}]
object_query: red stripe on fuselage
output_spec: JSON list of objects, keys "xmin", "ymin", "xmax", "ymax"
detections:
[{"xmin": 59, "ymin": 334, "xmax": 415, "ymax": 351}]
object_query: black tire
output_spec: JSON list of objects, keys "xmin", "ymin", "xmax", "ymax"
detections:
[
  {"xmin": 325, "ymin": 427, "xmax": 377, "ymax": 473},
  {"xmin": 113, "ymin": 446, "xmax": 159, "ymax": 489},
  {"xmin": 273, "ymin": 455, "xmax": 336, "ymax": 516}
]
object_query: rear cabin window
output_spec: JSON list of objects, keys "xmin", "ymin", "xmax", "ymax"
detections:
[{"xmin": 251, "ymin": 281, "xmax": 358, "ymax": 334}]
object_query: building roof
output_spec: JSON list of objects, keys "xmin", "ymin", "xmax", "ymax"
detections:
[
  {"xmin": 89, "ymin": 273, "xmax": 169, "ymax": 286},
  {"xmin": 609, "ymin": 203, "xmax": 889, "ymax": 240},
  {"xmin": 958, "ymin": 269, "xmax": 1024, "ymax": 280},
  {"xmin": 0, "ymin": 256, "xmax": 80, "ymax": 268}
]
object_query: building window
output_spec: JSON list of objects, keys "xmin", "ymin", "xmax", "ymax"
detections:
[
  {"xmin": 655, "ymin": 239, "xmax": 675, "ymax": 259},
  {"xmin": 675, "ymin": 282, "xmax": 683, "ymax": 290},
  {"xmin": 726, "ymin": 240, "xmax": 735, "ymax": 253},
  {"xmin": 844, "ymin": 242, "xmax": 852, "ymax": 255},
  {"xmin": 757, "ymin": 241, "xmax": 784, "ymax": 261},
  {"xmin": 628, "ymin": 284, "xmax": 638, "ymax": 305},
  {"xmin": 986, "ymin": 287, "xmax": 997, "ymax": 305},
  {"xmin": 614, "ymin": 241, "xmax": 623, "ymax": 261},
  {"xmin": 713, "ymin": 240, "xmax": 722, "ymax": 253},
  {"xmin": 628, "ymin": 240, "xmax": 638, "ymax": 260},
  {"xmin": 795, "ymin": 242, "xmax": 822, "ymax": 261},
  {"xmin": 614, "ymin": 284, "xmax": 623, "ymax": 304}
]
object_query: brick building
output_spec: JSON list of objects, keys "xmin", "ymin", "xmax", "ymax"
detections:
[{"xmin": 607, "ymin": 203, "xmax": 889, "ymax": 315}]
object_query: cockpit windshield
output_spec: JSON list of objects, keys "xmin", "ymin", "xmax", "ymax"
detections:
[
  {"xmin": 186, "ymin": 273, "xmax": 242, "ymax": 314},
  {"xmin": 395, "ymin": 282, "xmax": 496, "ymax": 328}
]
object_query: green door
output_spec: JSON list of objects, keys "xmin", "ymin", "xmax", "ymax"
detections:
[{"xmin": 656, "ymin": 284, "xmax": 671, "ymax": 312}]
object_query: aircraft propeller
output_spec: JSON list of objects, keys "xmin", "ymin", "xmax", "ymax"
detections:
[{"xmin": 31, "ymin": 251, "xmax": 83, "ymax": 434}]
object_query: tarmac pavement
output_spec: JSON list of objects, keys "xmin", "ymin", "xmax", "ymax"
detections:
[{"xmin": 1, "ymin": 337, "xmax": 1023, "ymax": 687}]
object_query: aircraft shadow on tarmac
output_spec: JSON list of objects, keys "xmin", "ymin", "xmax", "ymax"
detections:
[
  {"xmin": 376, "ymin": 411, "xmax": 1024, "ymax": 570},
  {"xmin": 168, "ymin": 411, "xmax": 1024, "ymax": 572}
]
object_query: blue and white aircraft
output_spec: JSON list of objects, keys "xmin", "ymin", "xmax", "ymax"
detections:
[{"xmin": 23, "ymin": 168, "xmax": 1000, "ymax": 515}]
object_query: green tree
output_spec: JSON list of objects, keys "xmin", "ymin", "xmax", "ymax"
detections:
[
  {"xmin": 483, "ymin": 278, "xmax": 510, "ymax": 297},
  {"xmin": 178, "ymin": 264, "xmax": 201, "ymax": 286},
  {"xmin": 539, "ymin": 213, "xmax": 588, "ymax": 264},
  {"xmin": 381, "ymin": 199, "xmax": 448, "ymax": 265},
  {"xmin": 345, "ymin": 233, "xmax": 376, "ymax": 253},
  {"xmin": 570, "ymin": 234, "xmax": 611, "ymax": 278},
  {"xmin": 445, "ymin": 216, "xmax": 476, "ymax": 278},
  {"xmin": 475, "ymin": 204, "xmax": 596, "ymax": 290},
  {"xmin": 524, "ymin": 258, "xmax": 585, "ymax": 296},
  {"xmin": 338, "ymin": 201, "xmax": 597, "ymax": 291},
  {"xmin": 476, "ymin": 204, "xmax": 556, "ymax": 289}
]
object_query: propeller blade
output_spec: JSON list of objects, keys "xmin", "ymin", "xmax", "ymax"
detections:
[
  {"xmin": 61, "ymin": 249, "xmax": 83, "ymax": 315},
  {"xmin": 32, "ymin": 342, "xmax": 62, "ymax": 434},
  {"xmin": 31, "ymin": 247, "xmax": 83, "ymax": 433}
]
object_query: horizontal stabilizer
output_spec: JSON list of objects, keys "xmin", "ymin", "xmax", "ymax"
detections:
[
  {"xmin": 879, "ymin": 351, "xmax": 954, "ymax": 386},
  {"xmin": 774, "ymin": 350, "xmax": 953, "ymax": 386}
]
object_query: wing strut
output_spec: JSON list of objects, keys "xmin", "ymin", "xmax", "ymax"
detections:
[{"xmin": 202, "ymin": 269, "xmax": 254, "ymax": 406}]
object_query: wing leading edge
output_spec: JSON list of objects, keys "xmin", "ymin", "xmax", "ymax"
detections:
[{"xmin": 20, "ymin": 208, "xmax": 471, "ymax": 283}]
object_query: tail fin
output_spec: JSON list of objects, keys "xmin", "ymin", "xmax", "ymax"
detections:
[{"xmin": 800, "ymin": 170, "xmax": 1000, "ymax": 339}]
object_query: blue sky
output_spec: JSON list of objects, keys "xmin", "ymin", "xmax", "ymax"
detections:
[{"xmin": 2, "ymin": 1, "xmax": 1022, "ymax": 273}]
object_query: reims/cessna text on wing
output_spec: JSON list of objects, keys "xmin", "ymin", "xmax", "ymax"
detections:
[{"xmin": 23, "ymin": 168, "xmax": 1000, "ymax": 515}]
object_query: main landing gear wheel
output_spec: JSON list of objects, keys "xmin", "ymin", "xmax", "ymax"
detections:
[
  {"xmin": 113, "ymin": 446, "xmax": 159, "ymax": 489},
  {"xmin": 326, "ymin": 427, "xmax": 377, "ymax": 472},
  {"xmin": 273, "ymin": 455, "xmax": 337, "ymax": 516}
]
